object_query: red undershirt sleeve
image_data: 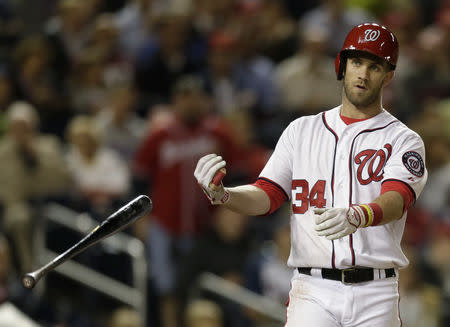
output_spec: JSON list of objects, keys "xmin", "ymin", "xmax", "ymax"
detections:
[
  {"xmin": 252, "ymin": 177, "xmax": 289, "ymax": 215},
  {"xmin": 381, "ymin": 179, "xmax": 416, "ymax": 213}
]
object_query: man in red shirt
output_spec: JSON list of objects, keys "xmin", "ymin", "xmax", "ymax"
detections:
[{"xmin": 133, "ymin": 75, "xmax": 237, "ymax": 326}]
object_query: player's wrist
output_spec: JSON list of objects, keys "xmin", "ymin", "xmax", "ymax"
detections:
[
  {"xmin": 212, "ymin": 187, "xmax": 230, "ymax": 205},
  {"xmin": 220, "ymin": 187, "xmax": 230, "ymax": 204},
  {"xmin": 202, "ymin": 184, "xmax": 230, "ymax": 205},
  {"xmin": 352, "ymin": 203, "xmax": 383, "ymax": 227}
]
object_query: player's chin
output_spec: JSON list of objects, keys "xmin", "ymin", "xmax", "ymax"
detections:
[{"xmin": 349, "ymin": 94, "xmax": 374, "ymax": 107}]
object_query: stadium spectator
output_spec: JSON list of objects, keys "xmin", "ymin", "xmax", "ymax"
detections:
[
  {"xmin": 0, "ymin": 69, "xmax": 16, "ymax": 137},
  {"xmin": 86, "ymin": 13, "xmax": 133, "ymax": 87},
  {"xmin": 0, "ymin": 234, "xmax": 12, "ymax": 304},
  {"xmin": 109, "ymin": 306, "xmax": 142, "ymax": 327},
  {"xmin": 44, "ymin": 0, "xmax": 93, "ymax": 63},
  {"xmin": 191, "ymin": 0, "xmax": 240, "ymax": 34},
  {"xmin": 204, "ymin": 29, "xmax": 278, "ymax": 119},
  {"xmin": 402, "ymin": 8, "xmax": 450, "ymax": 117},
  {"xmin": 275, "ymin": 24, "xmax": 340, "ymax": 118},
  {"xmin": 68, "ymin": 48, "xmax": 111, "ymax": 115},
  {"xmin": 12, "ymin": 35, "xmax": 72, "ymax": 138},
  {"xmin": 256, "ymin": 0, "xmax": 298, "ymax": 63},
  {"xmin": 177, "ymin": 207, "xmax": 252, "ymax": 327},
  {"xmin": 133, "ymin": 74, "xmax": 238, "ymax": 327},
  {"xmin": 0, "ymin": 0, "xmax": 23, "ymax": 58},
  {"xmin": 410, "ymin": 107, "xmax": 450, "ymax": 218},
  {"xmin": 0, "ymin": 101, "xmax": 69, "ymax": 272},
  {"xmin": 233, "ymin": 14, "xmax": 279, "ymax": 119},
  {"xmin": 134, "ymin": 10, "xmax": 206, "ymax": 105},
  {"xmin": 223, "ymin": 111, "xmax": 270, "ymax": 183},
  {"xmin": 398, "ymin": 245, "xmax": 441, "ymax": 327},
  {"xmin": 114, "ymin": 0, "xmax": 154, "ymax": 61},
  {"xmin": 426, "ymin": 221, "xmax": 450, "ymax": 326},
  {"xmin": 65, "ymin": 115, "xmax": 131, "ymax": 215},
  {"xmin": 184, "ymin": 299, "xmax": 224, "ymax": 327},
  {"xmin": 244, "ymin": 215, "xmax": 291, "ymax": 302},
  {"xmin": 95, "ymin": 83, "xmax": 146, "ymax": 163},
  {"xmin": 299, "ymin": 0, "xmax": 374, "ymax": 56},
  {"xmin": 203, "ymin": 30, "xmax": 241, "ymax": 115},
  {"xmin": 378, "ymin": 2, "xmax": 424, "ymax": 121}
]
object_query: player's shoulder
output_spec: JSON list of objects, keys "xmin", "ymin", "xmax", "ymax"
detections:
[
  {"xmin": 380, "ymin": 110, "xmax": 422, "ymax": 139},
  {"xmin": 287, "ymin": 106, "xmax": 339, "ymax": 129},
  {"xmin": 379, "ymin": 110, "xmax": 425, "ymax": 150},
  {"xmin": 289, "ymin": 107, "xmax": 338, "ymax": 125}
]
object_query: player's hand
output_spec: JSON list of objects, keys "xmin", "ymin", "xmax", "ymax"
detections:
[
  {"xmin": 314, "ymin": 207, "xmax": 366, "ymax": 240},
  {"xmin": 194, "ymin": 154, "xmax": 229, "ymax": 205}
]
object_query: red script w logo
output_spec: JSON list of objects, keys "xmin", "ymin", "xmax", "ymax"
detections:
[{"xmin": 355, "ymin": 144, "xmax": 392, "ymax": 185}]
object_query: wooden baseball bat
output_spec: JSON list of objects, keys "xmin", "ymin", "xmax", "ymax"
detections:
[
  {"xmin": 21, "ymin": 195, "xmax": 153, "ymax": 289},
  {"xmin": 210, "ymin": 168, "xmax": 226, "ymax": 191}
]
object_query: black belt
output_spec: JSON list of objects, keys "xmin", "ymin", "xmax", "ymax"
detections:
[{"xmin": 297, "ymin": 267, "xmax": 396, "ymax": 284}]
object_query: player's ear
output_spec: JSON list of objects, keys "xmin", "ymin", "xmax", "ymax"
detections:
[{"xmin": 382, "ymin": 70, "xmax": 395, "ymax": 88}]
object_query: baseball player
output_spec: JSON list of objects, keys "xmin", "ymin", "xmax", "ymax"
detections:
[{"xmin": 194, "ymin": 23, "xmax": 428, "ymax": 326}]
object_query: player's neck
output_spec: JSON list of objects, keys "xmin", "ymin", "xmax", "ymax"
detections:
[{"xmin": 341, "ymin": 94, "xmax": 383, "ymax": 119}]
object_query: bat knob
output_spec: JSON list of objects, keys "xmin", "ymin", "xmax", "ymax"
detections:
[{"xmin": 22, "ymin": 273, "xmax": 37, "ymax": 289}]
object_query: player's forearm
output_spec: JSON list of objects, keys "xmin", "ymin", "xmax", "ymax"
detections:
[
  {"xmin": 223, "ymin": 185, "xmax": 271, "ymax": 216},
  {"xmin": 371, "ymin": 191, "xmax": 404, "ymax": 225}
]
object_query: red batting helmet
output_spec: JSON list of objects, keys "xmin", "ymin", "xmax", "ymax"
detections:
[{"xmin": 335, "ymin": 23, "xmax": 399, "ymax": 80}]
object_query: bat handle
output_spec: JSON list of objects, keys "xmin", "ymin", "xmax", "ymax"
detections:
[
  {"xmin": 22, "ymin": 261, "xmax": 52, "ymax": 289},
  {"xmin": 210, "ymin": 168, "xmax": 226, "ymax": 191},
  {"xmin": 22, "ymin": 271, "xmax": 39, "ymax": 289}
]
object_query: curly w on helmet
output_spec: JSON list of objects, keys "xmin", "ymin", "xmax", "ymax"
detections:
[{"xmin": 335, "ymin": 23, "xmax": 399, "ymax": 80}]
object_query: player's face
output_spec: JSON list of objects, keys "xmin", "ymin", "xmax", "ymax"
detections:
[{"xmin": 343, "ymin": 57, "xmax": 392, "ymax": 108}]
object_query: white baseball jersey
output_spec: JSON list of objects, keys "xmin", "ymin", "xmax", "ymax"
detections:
[{"xmin": 259, "ymin": 106, "xmax": 427, "ymax": 270}]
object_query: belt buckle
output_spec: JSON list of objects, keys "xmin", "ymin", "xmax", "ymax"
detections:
[{"xmin": 341, "ymin": 268, "xmax": 356, "ymax": 284}]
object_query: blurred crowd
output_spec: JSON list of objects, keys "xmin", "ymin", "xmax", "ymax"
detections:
[{"xmin": 0, "ymin": 0, "xmax": 449, "ymax": 326}]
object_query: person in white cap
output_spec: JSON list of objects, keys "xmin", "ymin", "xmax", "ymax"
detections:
[{"xmin": 0, "ymin": 101, "xmax": 69, "ymax": 272}]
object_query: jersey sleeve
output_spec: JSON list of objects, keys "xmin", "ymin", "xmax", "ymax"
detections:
[
  {"xmin": 258, "ymin": 122, "xmax": 295, "ymax": 198},
  {"xmin": 381, "ymin": 180, "xmax": 415, "ymax": 212},
  {"xmin": 382, "ymin": 132, "xmax": 428, "ymax": 201},
  {"xmin": 253, "ymin": 178, "xmax": 288, "ymax": 215}
]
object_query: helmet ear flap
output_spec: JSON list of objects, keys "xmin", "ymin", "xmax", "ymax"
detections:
[{"xmin": 335, "ymin": 52, "xmax": 347, "ymax": 80}]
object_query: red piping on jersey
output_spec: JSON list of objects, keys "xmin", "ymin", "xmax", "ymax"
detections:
[
  {"xmin": 348, "ymin": 120, "xmax": 398, "ymax": 266},
  {"xmin": 398, "ymin": 280, "xmax": 403, "ymax": 326},
  {"xmin": 322, "ymin": 113, "xmax": 339, "ymax": 204},
  {"xmin": 322, "ymin": 112, "xmax": 339, "ymax": 269},
  {"xmin": 349, "ymin": 235, "xmax": 355, "ymax": 267}
]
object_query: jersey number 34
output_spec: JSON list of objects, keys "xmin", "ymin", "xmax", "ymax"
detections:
[{"xmin": 292, "ymin": 180, "xmax": 326, "ymax": 214}]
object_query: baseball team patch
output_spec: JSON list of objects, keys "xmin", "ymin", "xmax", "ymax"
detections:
[{"xmin": 402, "ymin": 151, "xmax": 424, "ymax": 177}]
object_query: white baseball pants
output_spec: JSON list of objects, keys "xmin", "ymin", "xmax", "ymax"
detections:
[{"xmin": 285, "ymin": 270, "xmax": 401, "ymax": 327}]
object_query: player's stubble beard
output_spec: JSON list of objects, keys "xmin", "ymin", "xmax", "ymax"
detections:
[{"xmin": 343, "ymin": 76, "xmax": 384, "ymax": 109}]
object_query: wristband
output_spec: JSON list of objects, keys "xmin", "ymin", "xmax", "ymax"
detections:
[
  {"xmin": 368, "ymin": 203, "xmax": 383, "ymax": 226},
  {"xmin": 359, "ymin": 203, "xmax": 383, "ymax": 227}
]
